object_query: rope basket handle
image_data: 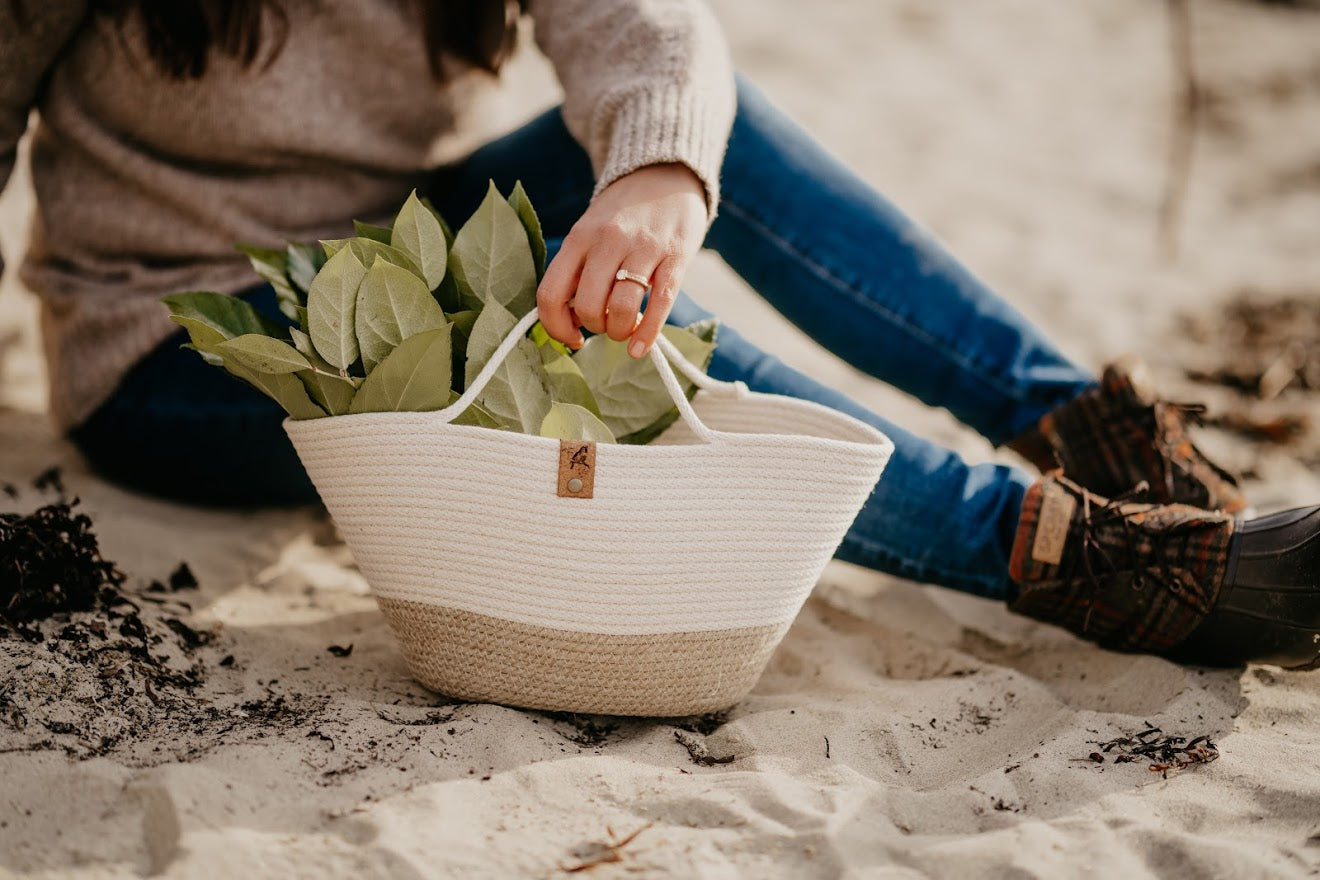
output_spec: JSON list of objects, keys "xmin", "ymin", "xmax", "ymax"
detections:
[{"xmin": 432, "ymin": 309, "xmax": 744, "ymax": 443}]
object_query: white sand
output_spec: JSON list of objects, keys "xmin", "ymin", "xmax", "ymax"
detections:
[{"xmin": 3, "ymin": 1, "xmax": 1319, "ymax": 877}]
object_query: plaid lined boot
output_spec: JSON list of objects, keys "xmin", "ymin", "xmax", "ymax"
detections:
[
  {"xmin": 1006, "ymin": 357, "xmax": 1246, "ymax": 513},
  {"xmin": 1008, "ymin": 474, "xmax": 1320, "ymax": 668}
]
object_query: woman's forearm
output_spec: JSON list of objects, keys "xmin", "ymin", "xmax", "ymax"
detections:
[{"xmin": 528, "ymin": 0, "xmax": 735, "ymax": 218}]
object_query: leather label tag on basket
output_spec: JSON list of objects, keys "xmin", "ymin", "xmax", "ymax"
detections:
[
  {"xmin": 557, "ymin": 440, "xmax": 596, "ymax": 499},
  {"xmin": 1032, "ymin": 481, "xmax": 1076, "ymax": 566}
]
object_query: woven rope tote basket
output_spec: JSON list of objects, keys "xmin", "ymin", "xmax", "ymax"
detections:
[{"xmin": 285, "ymin": 310, "xmax": 893, "ymax": 716}]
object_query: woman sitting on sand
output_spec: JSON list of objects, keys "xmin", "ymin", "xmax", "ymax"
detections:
[{"xmin": 2, "ymin": 0, "xmax": 1316, "ymax": 668}]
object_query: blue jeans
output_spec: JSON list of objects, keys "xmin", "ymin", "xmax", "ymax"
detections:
[{"xmin": 72, "ymin": 75, "xmax": 1095, "ymax": 600}]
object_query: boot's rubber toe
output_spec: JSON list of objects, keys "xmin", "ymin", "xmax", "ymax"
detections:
[{"xmin": 1174, "ymin": 505, "xmax": 1320, "ymax": 669}]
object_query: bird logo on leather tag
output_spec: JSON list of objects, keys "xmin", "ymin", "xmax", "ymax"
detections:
[{"xmin": 557, "ymin": 440, "xmax": 596, "ymax": 498}]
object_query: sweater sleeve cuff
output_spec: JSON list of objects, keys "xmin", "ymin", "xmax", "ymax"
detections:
[{"xmin": 590, "ymin": 82, "xmax": 734, "ymax": 224}]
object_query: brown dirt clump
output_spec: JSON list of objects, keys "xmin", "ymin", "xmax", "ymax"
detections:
[{"xmin": 1, "ymin": 473, "xmax": 327, "ymax": 765}]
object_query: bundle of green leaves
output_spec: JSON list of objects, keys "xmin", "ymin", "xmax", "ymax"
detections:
[{"xmin": 163, "ymin": 182, "xmax": 717, "ymax": 444}]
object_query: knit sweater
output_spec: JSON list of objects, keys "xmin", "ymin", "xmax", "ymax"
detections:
[{"xmin": 0, "ymin": 0, "xmax": 735, "ymax": 429}]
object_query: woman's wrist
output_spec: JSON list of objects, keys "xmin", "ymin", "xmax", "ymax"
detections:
[
  {"xmin": 613, "ymin": 162, "xmax": 707, "ymax": 215},
  {"xmin": 535, "ymin": 162, "xmax": 710, "ymax": 356}
]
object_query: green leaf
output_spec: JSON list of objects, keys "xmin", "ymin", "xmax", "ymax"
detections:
[
  {"xmin": 216, "ymin": 357, "xmax": 326, "ymax": 420},
  {"xmin": 212, "ymin": 334, "xmax": 311, "ymax": 374},
  {"xmin": 358, "ymin": 240, "xmax": 423, "ymax": 276},
  {"xmin": 464, "ymin": 303, "xmax": 550, "ymax": 432},
  {"xmin": 181, "ymin": 342, "xmax": 225, "ymax": 367},
  {"xmin": 614, "ymin": 320, "xmax": 720, "ymax": 444},
  {"xmin": 508, "ymin": 180, "xmax": 546, "ymax": 279},
  {"xmin": 235, "ymin": 244, "xmax": 285, "ymax": 272},
  {"xmin": 420, "ymin": 196, "xmax": 455, "ymax": 248},
  {"xmin": 163, "ymin": 291, "xmax": 288, "ymax": 341},
  {"xmin": 573, "ymin": 323, "xmax": 717, "ymax": 439},
  {"xmin": 681, "ymin": 317, "xmax": 720, "ymax": 348},
  {"xmin": 434, "ymin": 274, "xmax": 464, "ymax": 314},
  {"xmin": 172, "ymin": 316, "xmax": 227, "ymax": 350},
  {"xmin": 449, "ymin": 181, "xmax": 537, "ymax": 316},
  {"xmin": 539, "ymin": 403, "xmax": 615, "ymax": 443},
  {"xmin": 445, "ymin": 391, "xmax": 504, "ymax": 429},
  {"xmin": 464, "ymin": 301, "xmax": 516, "ymax": 381},
  {"xmin": 297, "ymin": 368, "xmax": 357, "ymax": 416},
  {"xmin": 320, "ymin": 238, "xmax": 350, "ymax": 259},
  {"xmin": 355, "ymin": 261, "xmax": 449, "ymax": 372},
  {"xmin": 349, "ymin": 326, "xmax": 453, "ymax": 414},
  {"xmin": 288, "ymin": 326, "xmax": 317, "ymax": 360},
  {"xmin": 530, "ymin": 321, "xmax": 572, "ymax": 357},
  {"xmin": 391, "ymin": 190, "xmax": 448, "ymax": 290},
  {"xmin": 290, "ymin": 328, "xmax": 359, "ymax": 416},
  {"xmin": 285, "ymin": 242, "xmax": 327, "ymax": 295},
  {"xmin": 354, "ymin": 220, "xmax": 394, "ymax": 244},
  {"xmin": 307, "ymin": 246, "xmax": 369, "ymax": 370},
  {"xmin": 448, "ymin": 309, "xmax": 479, "ymax": 349},
  {"xmin": 447, "ymin": 309, "xmax": 479, "ymax": 391},
  {"xmin": 539, "ymin": 344, "xmax": 601, "ymax": 417},
  {"xmin": 480, "ymin": 337, "xmax": 551, "ymax": 433},
  {"xmin": 235, "ymin": 245, "xmax": 301, "ymax": 322},
  {"xmin": 291, "ymin": 327, "xmax": 361, "ymax": 384},
  {"xmin": 321, "ymin": 238, "xmax": 424, "ymax": 279}
]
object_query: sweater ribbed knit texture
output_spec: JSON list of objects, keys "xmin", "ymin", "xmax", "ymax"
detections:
[{"xmin": 0, "ymin": 0, "xmax": 735, "ymax": 428}]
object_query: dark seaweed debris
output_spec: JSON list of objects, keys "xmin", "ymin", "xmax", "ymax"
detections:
[
  {"xmin": 31, "ymin": 467, "xmax": 66, "ymax": 498},
  {"xmin": 1, "ymin": 499, "xmax": 125, "ymax": 625},
  {"xmin": 1182, "ymin": 292, "xmax": 1320, "ymax": 396},
  {"xmin": 148, "ymin": 563, "xmax": 200, "ymax": 594},
  {"xmin": 674, "ymin": 711, "xmax": 728, "ymax": 736},
  {"xmin": 0, "ymin": 472, "xmax": 338, "ymax": 766},
  {"xmin": 1085, "ymin": 724, "xmax": 1220, "ymax": 778},
  {"xmin": 540, "ymin": 712, "xmax": 620, "ymax": 747}
]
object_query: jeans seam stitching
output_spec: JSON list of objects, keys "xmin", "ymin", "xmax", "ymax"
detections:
[{"xmin": 719, "ymin": 199, "xmax": 1029, "ymax": 403}]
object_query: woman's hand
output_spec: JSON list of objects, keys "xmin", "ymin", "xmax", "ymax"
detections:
[{"xmin": 536, "ymin": 163, "xmax": 708, "ymax": 358}]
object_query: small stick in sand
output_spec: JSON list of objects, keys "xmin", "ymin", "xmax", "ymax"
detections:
[{"xmin": 560, "ymin": 823, "xmax": 654, "ymax": 873}]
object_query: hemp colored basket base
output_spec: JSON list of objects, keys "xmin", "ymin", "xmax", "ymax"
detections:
[
  {"xmin": 379, "ymin": 598, "xmax": 789, "ymax": 716},
  {"xmin": 287, "ymin": 310, "xmax": 894, "ymax": 717}
]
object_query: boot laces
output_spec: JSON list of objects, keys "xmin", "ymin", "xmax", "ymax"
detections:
[{"xmin": 1076, "ymin": 480, "xmax": 1187, "ymax": 634}]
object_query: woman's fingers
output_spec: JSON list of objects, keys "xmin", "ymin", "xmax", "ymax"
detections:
[
  {"xmin": 604, "ymin": 257, "xmax": 662, "ymax": 341},
  {"xmin": 536, "ymin": 239, "xmax": 586, "ymax": 348},
  {"xmin": 572, "ymin": 246, "xmax": 629, "ymax": 337},
  {"xmin": 627, "ymin": 254, "xmax": 683, "ymax": 358}
]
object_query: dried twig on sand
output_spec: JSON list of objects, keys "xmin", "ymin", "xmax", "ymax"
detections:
[{"xmin": 560, "ymin": 823, "xmax": 654, "ymax": 873}]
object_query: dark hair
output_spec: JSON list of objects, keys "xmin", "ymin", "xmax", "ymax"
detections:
[{"xmin": 11, "ymin": 0, "xmax": 524, "ymax": 80}]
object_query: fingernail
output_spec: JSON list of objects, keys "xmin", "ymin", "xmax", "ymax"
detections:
[
  {"xmin": 628, "ymin": 340, "xmax": 645, "ymax": 358},
  {"xmin": 573, "ymin": 335, "xmax": 585, "ymax": 349}
]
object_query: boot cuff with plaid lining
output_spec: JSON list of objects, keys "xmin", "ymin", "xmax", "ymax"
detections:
[
  {"xmin": 1008, "ymin": 474, "xmax": 1235, "ymax": 655},
  {"xmin": 1007, "ymin": 357, "xmax": 1246, "ymax": 513}
]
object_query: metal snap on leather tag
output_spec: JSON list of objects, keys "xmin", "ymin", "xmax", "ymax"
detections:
[{"xmin": 557, "ymin": 440, "xmax": 596, "ymax": 498}]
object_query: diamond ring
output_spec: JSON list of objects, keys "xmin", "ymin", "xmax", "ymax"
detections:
[{"xmin": 615, "ymin": 269, "xmax": 651, "ymax": 291}]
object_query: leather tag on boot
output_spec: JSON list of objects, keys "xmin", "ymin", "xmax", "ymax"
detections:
[{"xmin": 1032, "ymin": 482, "xmax": 1076, "ymax": 566}]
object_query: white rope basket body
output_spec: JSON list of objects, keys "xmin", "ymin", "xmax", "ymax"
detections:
[{"xmin": 286, "ymin": 310, "xmax": 893, "ymax": 716}]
